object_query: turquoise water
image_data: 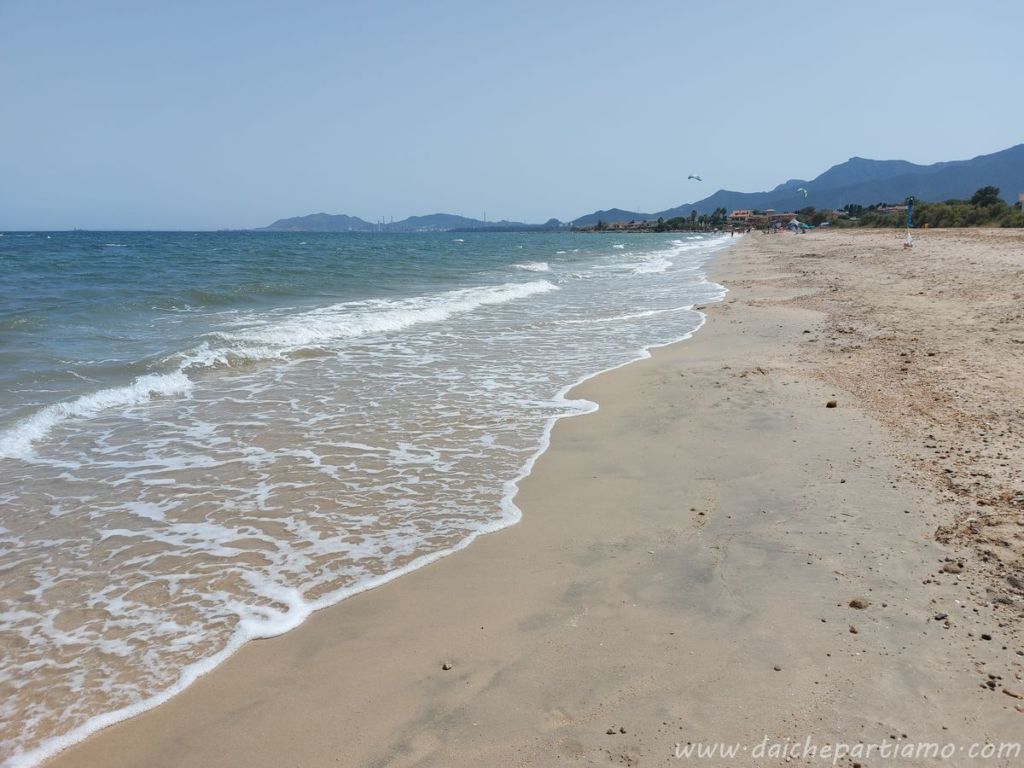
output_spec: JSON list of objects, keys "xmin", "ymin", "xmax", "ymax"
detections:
[
  {"xmin": 0, "ymin": 231, "xmax": 584, "ymax": 427},
  {"xmin": 0, "ymin": 230, "xmax": 730, "ymax": 766}
]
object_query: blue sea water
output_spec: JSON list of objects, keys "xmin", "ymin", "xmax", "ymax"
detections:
[{"xmin": 0, "ymin": 229, "xmax": 730, "ymax": 766}]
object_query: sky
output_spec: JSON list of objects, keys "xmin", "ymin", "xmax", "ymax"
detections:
[{"xmin": 2, "ymin": 0, "xmax": 1022, "ymax": 230}]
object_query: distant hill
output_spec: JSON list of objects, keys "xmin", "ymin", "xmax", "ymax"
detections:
[
  {"xmin": 571, "ymin": 208, "xmax": 652, "ymax": 228},
  {"xmin": 262, "ymin": 213, "xmax": 376, "ymax": 232},
  {"xmin": 571, "ymin": 144, "xmax": 1024, "ymax": 225},
  {"xmin": 261, "ymin": 212, "xmax": 532, "ymax": 232},
  {"xmin": 390, "ymin": 213, "xmax": 530, "ymax": 231},
  {"xmin": 262, "ymin": 144, "xmax": 1024, "ymax": 232}
]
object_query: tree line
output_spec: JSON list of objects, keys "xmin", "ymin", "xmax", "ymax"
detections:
[
  {"xmin": 592, "ymin": 208, "xmax": 731, "ymax": 232},
  {"xmin": 814, "ymin": 187, "xmax": 1024, "ymax": 228}
]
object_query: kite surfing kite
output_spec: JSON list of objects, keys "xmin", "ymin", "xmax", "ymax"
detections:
[
  {"xmin": 687, "ymin": 174, "xmax": 702, "ymax": 181},
  {"xmin": 797, "ymin": 187, "xmax": 809, "ymax": 198}
]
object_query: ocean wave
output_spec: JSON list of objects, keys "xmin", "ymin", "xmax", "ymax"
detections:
[
  {"xmin": 172, "ymin": 342, "xmax": 332, "ymax": 373},
  {"xmin": 0, "ymin": 281, "xmax": 558, "ymax": 458},
  {"xmin": 0, "ymin": 372, "xmax": 193, "ymax": 460},
  {"xmin": 513, "ymin": 261, "xmax": 550, "ymax": 272},
  {"xmin": 0, "ymin": 234, "xmax": 735, "ymax": 767},
  {"xmin": 626, "ymin": 236, "xmax": 731, "ymax": 275},
  {"xmin": 179, "ymin": 283, "xmax": 299, "ymax": 308},
  {"xmin": 210, "ymin": 280, "xmax": 558, "ymax": 351},
  {"xmin": 631, "ymin": 257, "xmax": 672, "ymax": 274}
]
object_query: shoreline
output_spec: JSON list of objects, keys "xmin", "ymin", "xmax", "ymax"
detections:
[
  {"xmin": 13, "ymin": 245, "xmax": 730, "ymax": 768},
  {"xmin": 42, "ymin": 230, "xmax": 1024, "ymax": 767}
]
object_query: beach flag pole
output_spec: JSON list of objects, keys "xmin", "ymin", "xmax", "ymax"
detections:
[{"xmin": 903, "ymin": 197, "xmax": 915, "ymax": 249}]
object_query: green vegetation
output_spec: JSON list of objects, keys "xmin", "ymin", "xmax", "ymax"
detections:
[
  {"xmin": 812, "ymin": 187, "xmax": 1024, "ymax": 228},
  {"xmin": 797, "ymin": 206, "xmax": 833, "ymax": 226},
  {"xmin": 654, "ymin": 207, "xmax": 728, "ymax": 232},
  {"xmin": 586, "ymin": 188, "xmax": 1022, "ymax": 233}
]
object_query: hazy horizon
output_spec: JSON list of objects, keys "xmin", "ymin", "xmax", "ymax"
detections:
[{"xmin": 2, "ymin": 0, "xmax": 1022, "ymax": 230}]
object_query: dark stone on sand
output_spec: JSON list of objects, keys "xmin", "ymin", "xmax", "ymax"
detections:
[
  {"xmin": 981, "ymin": 633, "xmax": 992, "ymax": 641},
  {"xmin": 849, "ymin": 625, "xmax": 859, "ymax": 634},
  {"xmin": 849, "ymin": 598, "xmax": 870, "ymax": 609},
  {"xmin": 442, "ymin": 662, "xmax": 453, "ymax": 670},
  {"xmin": 607, "ymin": 728, "xmax": 616, "ymax": 735},
  {"xmin": 826, "ymin": 400, "xmax": 838, "ymax": 408},
  {"xmin": 934, "ymin": 613, "xmax": 948, "ymax": 621},
  {"xmin": 773, "ymin": 665, "xmax": 782, "ymax": 671}
]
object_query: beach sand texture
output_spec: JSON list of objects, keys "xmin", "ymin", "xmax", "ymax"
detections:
[{"xmin": 46, "ymin": 230, "xmax": 1024, "ymax": 767}]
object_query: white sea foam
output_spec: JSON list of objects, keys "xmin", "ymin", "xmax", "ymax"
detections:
[
  {"xmin": 0, "ymin": 281, "xmax": 558, "ymax": 459},
  {"xmin": 631, "ymin": 257, "xmax": 672, "ymax": 274},
  {"xmin": 612, "ymin": 243, "xmax": 625, "ymax": 249},
  {"xmin": 513, "ymin": 261, "xmax": 551, "ymax": 272},
  {"xmin": 0, "ymin": 235, "xmax": 735, "ymax": 768},
  {"xmin": 3, "ymin": 280, "xmax": 729, "ymax": 768},
  {"xmin": 212, "ymin": 280, "xmax": 558, "ymax": 351},
  {"xmin": 0, "ymin": 372, "xmax": 193, "ymax": 460},
  {"xmin": 561, "ymin": 305, "xmax": 694, "ymax": 324},
  {"xmin": 626, "ymin": 236, "xmax": 732, "ymax": 275}
]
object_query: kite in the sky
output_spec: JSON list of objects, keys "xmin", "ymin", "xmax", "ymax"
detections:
[
  {"xmin": 797, "ymin": 187, "xmax": 809, "ymax": 198},
  {"xmin": 687, "ymin": 174, "xmax": 702, "ymax": 181}
]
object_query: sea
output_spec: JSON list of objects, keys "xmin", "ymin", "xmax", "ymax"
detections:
[{"xmin": 0, "ymin": 229, "xmax": 730, "ymax": 766}]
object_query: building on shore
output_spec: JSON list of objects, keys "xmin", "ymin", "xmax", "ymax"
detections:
[{"xmin": 729, "ymin": 209, "xmax": 797, "ymax": 228}]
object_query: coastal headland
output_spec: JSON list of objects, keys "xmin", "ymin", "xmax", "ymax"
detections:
[{"xmin": 47, "ymin": 229, "xmax": 1024, "ymax": 767}]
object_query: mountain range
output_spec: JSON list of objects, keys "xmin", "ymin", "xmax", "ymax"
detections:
[
  {"xmin": 259, "ymin": 144, "xmax": 1024, "ymax": 231},
  {"xmin": 261, "ymin": 212, "xmax": 538, "ymax": 232},
  {"xmin": 570, "ymin": 144, "xmax": 1024, "ymax": 226}
]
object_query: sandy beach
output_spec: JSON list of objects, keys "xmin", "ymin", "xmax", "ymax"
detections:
[{"xmin": 46, "ymin": 229, "xmax": 1024, "ymax": 767}]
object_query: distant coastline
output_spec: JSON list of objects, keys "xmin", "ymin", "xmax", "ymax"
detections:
[
  {"xmin": 10, "ymin": 145, "xmax": 1017, "ymax": 234},
  {"xmin": 256, "ymin": 144, "xmax": 1023, "ymax": 233}
]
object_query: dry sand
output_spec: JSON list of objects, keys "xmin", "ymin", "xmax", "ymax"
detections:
[{"xmin": 47, "ymin": 229, "xmax": 1024, "ymax": 767}]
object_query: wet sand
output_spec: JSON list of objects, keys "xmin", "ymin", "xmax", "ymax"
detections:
[{"xmin": 47, "ymin": 230, "xmax": 1023, "ymax": 767}]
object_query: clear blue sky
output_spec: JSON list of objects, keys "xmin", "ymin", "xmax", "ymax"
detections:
[{"xmin": 2, "ymin": 0, "xmax": 1021, "ymax": 230}]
